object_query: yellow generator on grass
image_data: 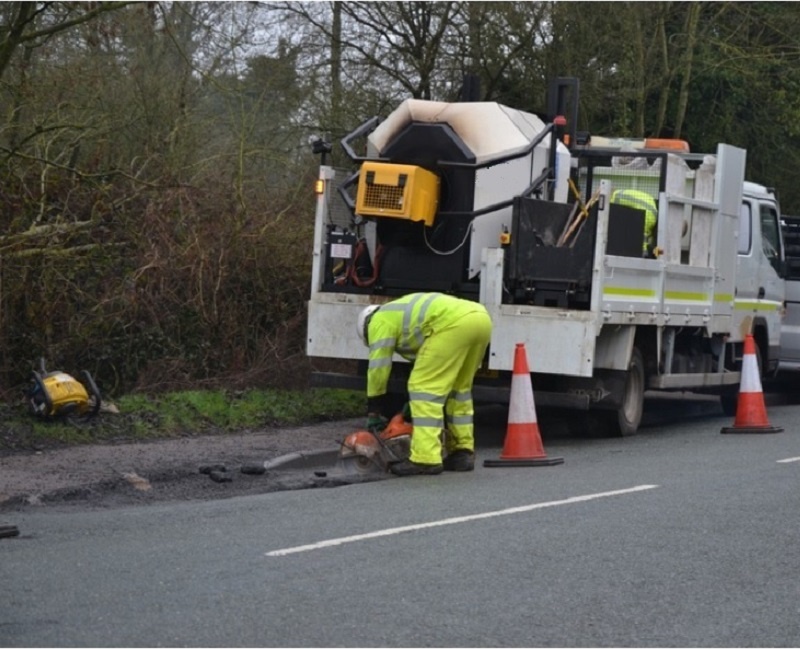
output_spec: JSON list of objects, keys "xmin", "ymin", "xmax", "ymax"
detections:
[{"xmin": 27, "ymin": 358, "xmax": 102, "ymax": 422}]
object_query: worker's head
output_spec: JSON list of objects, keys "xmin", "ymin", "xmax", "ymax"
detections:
[{"xmin": 356, "ymin": 305, "xmax": 381, "ymax": 346}]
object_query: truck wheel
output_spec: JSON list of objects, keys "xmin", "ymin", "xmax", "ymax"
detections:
[
  {"xmin": 603, "ymin": 347, "xmax": 645, "ymax": 436},
  {"xmin": 720, "ymin": 392, "xmax": 738, "ymax": 417}
]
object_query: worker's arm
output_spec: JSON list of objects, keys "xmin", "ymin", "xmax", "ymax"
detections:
[{"xmin": 365, "ymin": 320, "xmax": 396, "ymax": 415}]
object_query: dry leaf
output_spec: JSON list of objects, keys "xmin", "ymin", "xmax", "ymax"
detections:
[{"xmin": 122, "ymin": 472, "xmax": 151, "ymax": 491}]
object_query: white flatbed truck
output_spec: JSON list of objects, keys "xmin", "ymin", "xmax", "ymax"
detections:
[{"xmin": 307, "ymin": 79, "xmax": 785, "ymax": 435}]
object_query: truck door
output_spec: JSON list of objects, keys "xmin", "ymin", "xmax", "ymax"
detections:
[
  {"xmin": 737, "ymin": 197, "xmax": 783, "ymax": 300},
  {"xmin": 780, "ymin": 216, "xmax": 800, "ymax": 368},
  {"xmin": 736, "ymin": 199, "xmax": 758, "ymax": 303},
  {"xmin": 756, "ymin": 200, "xmax": 784, "ymax": 307},
  {"xmin": 736, "ymin": 194, "xmax": 784, "ymax": 372}
]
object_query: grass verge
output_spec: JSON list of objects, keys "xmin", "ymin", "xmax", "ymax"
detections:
[{"xmin": 0, "ymin": 388, "xmax": 364, "ymax": 451}]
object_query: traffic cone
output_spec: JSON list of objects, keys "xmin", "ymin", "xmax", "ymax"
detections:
[
  {"xmin": 720, "ymin": 334, "xmax": 783, "ymax": 434},
  {"xmin": 484, "ymin": 343, "xmax": 565, "ymax": 467}
]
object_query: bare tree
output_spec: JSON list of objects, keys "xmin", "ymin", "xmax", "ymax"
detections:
[{"xmin": 0, "ymin": 2, "xmax": 134, "ymax": 81}]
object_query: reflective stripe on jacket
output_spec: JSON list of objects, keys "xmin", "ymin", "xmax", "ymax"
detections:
[{"xmin": 366, "ymin": 292, "xmax": 486, "ymax": 398}]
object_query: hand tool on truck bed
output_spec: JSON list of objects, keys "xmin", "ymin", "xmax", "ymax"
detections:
[{"xmin": 557, "ymin": 179, "xmax": 601, "ymax": 247}]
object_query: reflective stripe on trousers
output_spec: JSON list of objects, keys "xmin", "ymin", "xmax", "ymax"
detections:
[{"xmin": 406, "ymin": 309, "xmax": 492, "ymax": 465}]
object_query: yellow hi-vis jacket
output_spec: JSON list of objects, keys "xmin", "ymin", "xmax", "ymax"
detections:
[
  {"xmin": 611, "ymin": 189, "xmax": 657, "ymax": 252},
  {"xmin": 365, "ymin": 292, "xmax": 486, "ymax": 399}
]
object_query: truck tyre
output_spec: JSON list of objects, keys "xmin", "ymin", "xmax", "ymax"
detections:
[
  {"xmin": 720, "ymin": 392, "xmax": 738, "ymax": 417},
  {"xmin": 603, "ymin": 347, "xmax": 645, "ymax": 436}
]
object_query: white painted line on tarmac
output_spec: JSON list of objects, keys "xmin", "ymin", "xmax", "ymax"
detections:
[
  {"xmin": 265, "ymin": 484, "xmax": 660, "ymax": 557},
  {"xmin": 776, "ymin": 456, "xmax": 800, "ymax": 464}
]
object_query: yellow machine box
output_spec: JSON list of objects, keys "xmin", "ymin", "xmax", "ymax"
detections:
[{"xmin": 355, "ymin": 162, "xmax": 440, "ymax": 226}]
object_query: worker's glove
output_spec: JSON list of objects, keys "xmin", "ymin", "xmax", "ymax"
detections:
[{"xmin": 366, "ymin": 414, "xmax": 388, "ymax": 434}]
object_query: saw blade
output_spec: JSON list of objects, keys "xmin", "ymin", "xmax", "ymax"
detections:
[{"xmin": 334, "ymin": 454, "xmax": 387, "ymax": 476}]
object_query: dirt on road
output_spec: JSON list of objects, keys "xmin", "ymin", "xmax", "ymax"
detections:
[{"xmin": 0, "ymin": 417, "xmax": 393, "ymax": 512}]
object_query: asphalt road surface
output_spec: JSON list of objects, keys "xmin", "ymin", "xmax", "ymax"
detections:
[{"xmin": 2, "ymin": 395, "xmax": 799, "ymax": 647}]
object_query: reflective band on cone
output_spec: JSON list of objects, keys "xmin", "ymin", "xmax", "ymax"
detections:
[
  {"xmin": 721, "ymin": 334, "xmax": 783, "ymax": 434},
  {"xmin": 484, "ymin": 343, "xmax": 565, "ymax": 467}
]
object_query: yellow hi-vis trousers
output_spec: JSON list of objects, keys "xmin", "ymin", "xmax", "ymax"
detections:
[{"xmin": 407, "ymin": 309, "xmax": 492, "ymax": 465}]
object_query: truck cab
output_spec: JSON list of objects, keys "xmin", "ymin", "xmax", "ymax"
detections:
[
  {"xmin": 778, "ymin": 215, "xmax": 800, "ymax": 372},
  {"xmin": 735, "ymin": 181, "xmax": 784, "ymax": 376}
]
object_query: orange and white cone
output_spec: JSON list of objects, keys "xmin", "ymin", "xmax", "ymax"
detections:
[
  {"xmin": 720, "ymin": 334, "xmax": 783, "ymax": 434},
  {"xmin": 484, "ymin": 343, "xmax": 564, "ymax": 467}
]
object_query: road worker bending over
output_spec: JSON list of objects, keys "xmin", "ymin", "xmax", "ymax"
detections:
[
  {"xmin": 357, "ymin": 293, "xmax": 493, "ymax": 476},
  {"xmin": 611, "ymin": 188, "xmax": 658, "ymax": 256}
]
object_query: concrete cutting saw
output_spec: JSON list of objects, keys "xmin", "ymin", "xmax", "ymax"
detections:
[{"xmin": 335, "ymin": 413, "xmax": 413, "ymax": 475}]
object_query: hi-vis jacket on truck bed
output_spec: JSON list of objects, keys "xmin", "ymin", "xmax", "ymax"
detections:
[{"xmin": 307, "ymin": 77, "xmax": 786, "ymax": 436}]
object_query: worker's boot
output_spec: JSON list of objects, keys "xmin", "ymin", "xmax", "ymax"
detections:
[
  {"xmin": 389, "ymin": 459, "xmax": 443, "ymax": 476},
  {"xmin": 442, "ymin": 450, "xmax": 475, "ymax": 472}
]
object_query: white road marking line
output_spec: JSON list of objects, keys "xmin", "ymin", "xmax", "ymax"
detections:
[
  {"xmin": 777, "ymin": 456, "xmax": 800, "ymax": 464},
  {"xmin": 266, "ymin": 484, "xmax": 659, "ymax": 557}
]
